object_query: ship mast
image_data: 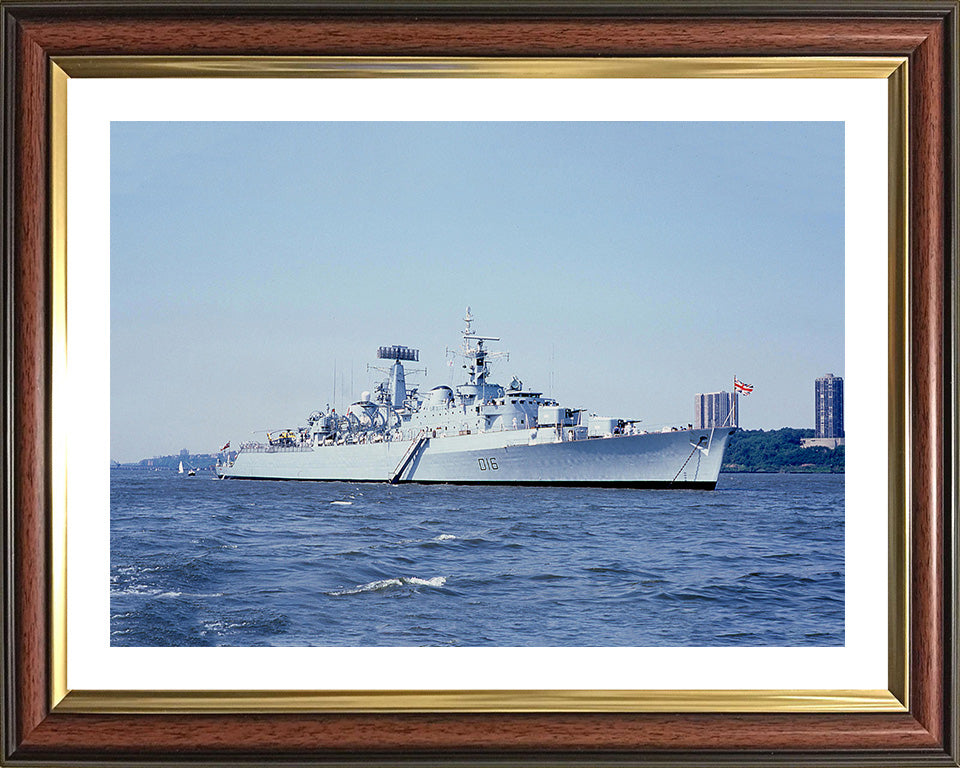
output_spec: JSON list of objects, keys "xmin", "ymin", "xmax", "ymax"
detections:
[{"xmin": 461, "ymin": 306, "xmax": 501, "ymax": 388}]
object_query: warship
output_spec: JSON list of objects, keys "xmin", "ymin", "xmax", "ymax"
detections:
[{"xmin": 217, "ymin": 309, "xmax": 735, "ymax": 488}]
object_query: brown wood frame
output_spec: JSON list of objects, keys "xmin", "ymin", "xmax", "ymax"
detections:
[{"xmin": 1, "ymin": 2, "xmax": 957, "ymax": 765}]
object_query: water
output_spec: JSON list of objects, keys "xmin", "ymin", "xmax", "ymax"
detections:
[{"xmin": 110, "ymin": 471, "xmax": 843, "ymax": 647}]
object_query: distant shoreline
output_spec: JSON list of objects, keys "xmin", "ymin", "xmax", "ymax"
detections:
[
  {"xmin": 721, "ymin": 467, "xmax": 844, "ymax": 474},
  {"xmin": 721, "ymin": 428, "xmax": 844, "ymax": 474}
]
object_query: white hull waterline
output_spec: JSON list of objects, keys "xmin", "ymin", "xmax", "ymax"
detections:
[{"xmin": 220, "ymin": 426, "xmax": 733, "ymax": 488}]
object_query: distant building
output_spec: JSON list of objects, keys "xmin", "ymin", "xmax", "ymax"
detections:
[
  {"xmin": 801, "ymin": 436, "xmax": 844, "ymax": 450},
  {"xmin": 814, "ymin": 374, "xmax": 844, "ymax": 439},
  {"xmin": 694, "ymin": 391, "xmax": 738, "ymax": 429}
]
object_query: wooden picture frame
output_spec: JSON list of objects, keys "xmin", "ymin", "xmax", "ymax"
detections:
[{"xmin": 2, "ymin": 2, "xmax": 957, "ymax": 765}]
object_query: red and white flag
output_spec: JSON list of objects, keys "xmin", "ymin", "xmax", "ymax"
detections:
[
  {"xmin": 733, "ymin": 378, "xmax": 753, "ymax": 395},
  {"xmin": 219, "ymin": 441, "xmax": 230, "ymax": 452}
]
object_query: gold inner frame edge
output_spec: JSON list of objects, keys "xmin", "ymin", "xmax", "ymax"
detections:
[
  {"xmin": 49, "ymin": 55, "xmax": 910, "ymax": 714},
  {"xmin": 53, "ymin": 55, "xmax": 905, "ymax": 79},
  {"xmin": 58, "ymin": 688, "xmax": 903, "ymax": 714}
]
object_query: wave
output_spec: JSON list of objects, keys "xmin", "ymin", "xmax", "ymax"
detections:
[
  {"xmin": 112, "ymin": 564, "xmax": 163, "ymax": 577},
  {"xmin": 407, "ymin": 576, "xmax": 446, "ymax": 587},
  {"xmin": 655, "ymin": 590, "xmax": 719, "ymax": 603},
  {"xmin": 397, "ymin": 533, "xmax": 460, "ymax": 545},
  {"xmin": 112, "ymin": 585, "xmax": 183, "ymax": 598},
  {"xmin": 200, "ymin": 614, "xmax": 288, "ymax": 636},
  {"xmin": 327, "ymin": 575, "xmax": 447, "ymax": 596},
  {"xmin": 111, "ymin": 585, "xmax": 224, "ymax": 599}
]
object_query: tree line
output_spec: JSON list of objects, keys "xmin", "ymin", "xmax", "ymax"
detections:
[{"xmin": 722, "ymin": 428, "xmax": 844, "ymax": 473}]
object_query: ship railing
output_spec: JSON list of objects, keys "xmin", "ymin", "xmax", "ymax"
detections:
[{"xmin": 240, "ymin": 444, "xmax": 314, "ymax": 454}]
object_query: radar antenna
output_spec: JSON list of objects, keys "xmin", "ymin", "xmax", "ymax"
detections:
[
  {"xmin": 377, "ymin": 345, "xmax": 419, "ymax": 362},
  {"xmin": 368, "ymin": 345, "xmax": 425, "ymax": 408}
]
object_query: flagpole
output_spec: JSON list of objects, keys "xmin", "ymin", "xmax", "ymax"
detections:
[{"xmin": 732, "ymin": 374, "xmax": 737, "ymax": 428}]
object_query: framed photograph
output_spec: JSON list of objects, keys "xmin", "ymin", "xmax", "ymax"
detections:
[{"xmin": 2, "ymin": 2, "xmax": 957, "ymax": 766}]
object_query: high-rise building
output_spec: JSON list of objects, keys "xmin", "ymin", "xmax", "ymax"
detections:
[
  {"xmin": 815, "ymin": 374, "xmax": 844, "ymax": 438},
  {"xmin": 694, "ymin": 391, "xmax": 738, "ymax": 429}
]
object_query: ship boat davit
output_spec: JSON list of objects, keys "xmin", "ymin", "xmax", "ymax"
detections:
[{"xmin": 217, "ymin": 309, "xmax": 735, "ymax": 488}]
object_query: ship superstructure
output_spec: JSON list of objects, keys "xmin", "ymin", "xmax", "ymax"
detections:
[{"xmin": 217, "ymin": 309, "xmax": 735, "ymax": 488}]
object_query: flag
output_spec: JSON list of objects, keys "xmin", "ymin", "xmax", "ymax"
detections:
[
  {"xmin": 733, "ymin": 378, "xmax": 753, "ymax": 395},
  {"xmin": 219, "ymin": 441, "xmax": 230, "ymax": 452}
]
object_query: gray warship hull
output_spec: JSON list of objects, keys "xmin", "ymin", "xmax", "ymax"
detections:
[{"xmin": 218, "ymin": 426, "xmax": 734, "ymax": 488}]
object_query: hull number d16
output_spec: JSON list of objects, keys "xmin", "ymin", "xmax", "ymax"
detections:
[{"xmin": 478, "ymin": 458, "xmax": 499, "ymax": 471}]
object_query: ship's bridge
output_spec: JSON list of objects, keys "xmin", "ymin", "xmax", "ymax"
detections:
[
  {"xmin": 456, "ymin": 383, "xmax": 504, "ymax": 404},
  {"xmin": 507, "ymin": 391, "xmax": 546, "ymax": 401}
]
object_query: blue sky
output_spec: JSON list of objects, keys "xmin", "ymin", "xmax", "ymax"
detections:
[{"xmin": 111, "ymin": 121, "xmax": 843, "ymax": 462}]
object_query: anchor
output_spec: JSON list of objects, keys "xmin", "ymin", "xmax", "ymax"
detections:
[
  {"xmin": 673, "ymin": 434, "xmax": 710, "ymax": 484},
  {"xmin": 689, "ymin": 427, "xmax": 715, "ymax": 456}
]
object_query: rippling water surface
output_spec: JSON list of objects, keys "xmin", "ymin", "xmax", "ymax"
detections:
[{"xmin": 111, "ymin": 471, "xmax": 843, "ymax": 646}]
